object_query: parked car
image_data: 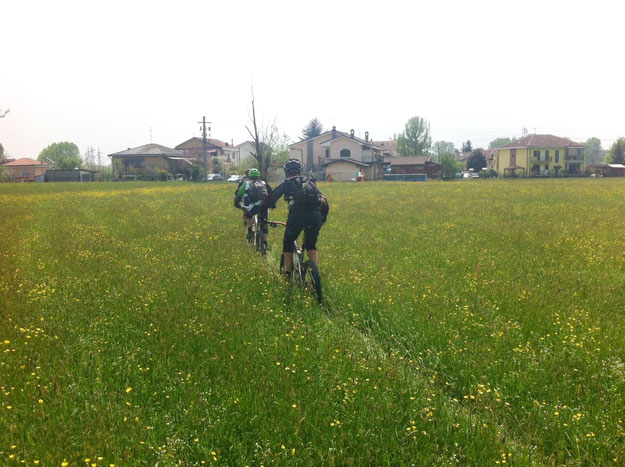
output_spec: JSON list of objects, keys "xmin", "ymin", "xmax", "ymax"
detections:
[
  {"xmin": 205, "ymin": 173, "xmax": 223, "ymax": 182},
  {"xmin": 227, "ymin": 174, "xmax": 243, "ymax": 183}
]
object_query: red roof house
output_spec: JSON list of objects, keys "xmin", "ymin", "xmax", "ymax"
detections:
[{"xmin": 2, "ymin": 158, "xmax": 50, "ymax": 182}]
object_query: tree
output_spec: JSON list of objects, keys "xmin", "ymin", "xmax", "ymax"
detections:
[
  {"xmin": 300, "ymin": 118, "xmax": 324, "ymax": 140},
  {"xmin": 245, "ymin": 93, "xmax": 291, "ymax": 180},
  {"xmin": 39, "ymin": 142, "xmax": 84, "ymax": 170},
  {"xmin": 0, "ymin": 108, "xmax": 9, "ymax": 119},
  {"xmin": 461, "ymin": 140, "xmax": 473, "ymax": 152},
  {"xmin": 584, "ymin": 137, "xmax": 604, "ymax": 164},
  {"xmin": 439, "ymin": 153, "xmax": 460, "ymax": 180},
  {"xmin": 433, "ymin": 141, "xmax": 455, "ymax": 160},
  {"xmin": 605, "ymin": 138, "xmax": 625, "ymax": 164},
  {"xmin": 488, "ymin": 137, "xmax": 515, "ymax": 149},
  {"xmin": 0, "ymin": 143, "xmax": 4, "ymax": 160},
  {"xmin": 467, "ymin": 149, "xmax": 487, "ymax": 172},
  {"xmin": 397, "ymin": 116, "xmax": 432, "ymax": 156}
]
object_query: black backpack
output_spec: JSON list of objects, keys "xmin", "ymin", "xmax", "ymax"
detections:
[
  {"xmin": 288, "ymin": 176, "xmax": 320, "ymax": 209},
  {"xmin": 247, "ymin": 180, "xmax": 268, "ymax": 203}
]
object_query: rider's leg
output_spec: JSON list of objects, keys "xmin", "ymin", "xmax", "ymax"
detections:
[
  {"xmin": 260, "ymin": 210, "xmax": 269, "ymax": 242},
  {"xmin": 284, "ymin": 252, "xmax": 294, "ymax": 272},
  {"xmin": 306, "ymin": 250, "xmax": 318, "ymax": 264}
]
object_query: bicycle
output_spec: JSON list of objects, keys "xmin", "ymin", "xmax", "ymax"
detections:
[
  {"xmin": 250, "ymin": 213, "xmax": 268, "ymax": 256},
  {"xmin": 266, "ymin": 220, "xmax": 322, "ymax": 304}
]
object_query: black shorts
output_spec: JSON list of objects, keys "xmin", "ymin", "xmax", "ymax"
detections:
[
  {"xmin": 245, "ymin": 205, "xmax": 268, "ymax": 233},
  {"xmin": 283, "ymin": 210, "xmax": 322, "ymax": 252}
]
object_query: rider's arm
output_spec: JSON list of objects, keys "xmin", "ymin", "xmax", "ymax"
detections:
[
  {"xmin": 260, "ymin": 181, "xmax": 284, "ymax": 211},
  {"xmin": 235, "ymin": 182, "xmax": 247, "ymax": 200}
]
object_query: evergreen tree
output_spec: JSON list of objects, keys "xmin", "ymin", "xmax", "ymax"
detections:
[
  {"xmin": 461, "ymin": 140, "xmax": 473, "ymax": 152},
  {"xmin": 606, "ymin": 138, "xmax": 625, "ymax": 164},
  {"xmin": 300, "ymin": 118, "xmax": 324, "ymax": 140}
]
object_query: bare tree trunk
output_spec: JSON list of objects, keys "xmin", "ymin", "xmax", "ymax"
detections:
[{"xmin": 245, "ymin": 92, "xmax": 272, "ymax": 180}]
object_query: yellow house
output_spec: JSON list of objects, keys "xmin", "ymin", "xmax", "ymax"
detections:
[{"xmin": 495, "ymin": 134, "xmax": 585, "ymax": 177}]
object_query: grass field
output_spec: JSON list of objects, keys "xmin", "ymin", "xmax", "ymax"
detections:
[{"xmin": 1, "ymin": 179, "xmax": 625, "ymax": 465}]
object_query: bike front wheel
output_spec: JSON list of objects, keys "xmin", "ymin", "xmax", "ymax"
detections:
[{"xmin": 301, "ymin": 260, "xmax": 322, "ymax": 304}]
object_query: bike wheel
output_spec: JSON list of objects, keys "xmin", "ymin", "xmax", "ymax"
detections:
[{"xmin": 302, "ymin": 260, "xmax": 322, "ymax": 304}]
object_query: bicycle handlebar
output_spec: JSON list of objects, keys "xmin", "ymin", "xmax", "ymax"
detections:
[{"xmin": 263, "ymin": 220, "xmax": 286, "ymax": 228}]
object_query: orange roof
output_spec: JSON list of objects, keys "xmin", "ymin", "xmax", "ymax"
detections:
[
  {"xmin": 3, "ymin": 158, "xmax": 50, "ymax": 167},
  {"xmin": 498, "ymin": 134, "xmax": 585, "ymax": 149}
]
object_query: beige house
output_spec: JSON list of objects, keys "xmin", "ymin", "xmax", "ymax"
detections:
[
  {"xmin": 109, "ymin": 143, "xmax": 193, "ymax": 179},
  {"xmin": 289, "ymin": 127, "xmax": 384, "ymax": 181}
]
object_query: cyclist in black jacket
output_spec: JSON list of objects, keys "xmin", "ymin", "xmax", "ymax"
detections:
[{"xmin": 260, "ymin": 159, "xmax": 329, "ymax": 275}]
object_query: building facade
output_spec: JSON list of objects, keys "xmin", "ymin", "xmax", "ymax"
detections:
[
  {"xmin": 290, "ymin": 127, "xmax": 384, "ymax": 180},
  {"xmin": 495, "ymin": 134, "xmax": 585, "ymax": 177},
  {"xmin": 2, "ymin": 158, "xmax": 50, "ymax": 182},
  {"xmin": 109, "ymin": 143, "xmax": 192, "ymax": 179}
]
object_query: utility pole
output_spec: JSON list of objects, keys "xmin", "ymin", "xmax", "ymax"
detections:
[{"xmin": 198, "ymin": 116, "xmax": 211, "ymax": 181}]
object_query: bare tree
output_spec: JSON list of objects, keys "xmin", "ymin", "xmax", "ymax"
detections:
[
  {"xmin": 245, "ymin": 92, "xmax": 290, "ymax": 180},
  {"xmin": 0, "ymin": 108, "xmax": 9, "ymax": 119}
]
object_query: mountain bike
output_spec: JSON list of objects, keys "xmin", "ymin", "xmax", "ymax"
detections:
[
  {"xmin": 266, "ymin": 221, "xmax": 322, "ymax": 304},
  {"xmin": 251, "ymin": 213, "xmax": 268, "ymax": 256}
]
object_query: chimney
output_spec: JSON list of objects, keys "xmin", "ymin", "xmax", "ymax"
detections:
[
  {"xmin": 365, "ymin": 131, "xmax": 369, "ymax": 143},
  {"xmin": 350, "ymin": 129, "xmax": 355, "ymax": 139},
  {"xmin": 332, "ymin": 126, "xmax": 336, "ymax": 138}
]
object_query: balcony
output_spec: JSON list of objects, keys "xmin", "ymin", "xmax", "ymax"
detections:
[
  {"xmin": 565, "ymin": 155, "xmax": 584, "ymax": 162},
  {"xmin": 532, "ymin": 156, "xmax": 551, "ymax": 163}
]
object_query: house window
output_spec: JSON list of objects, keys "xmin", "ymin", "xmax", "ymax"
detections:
[
  {"xmin": 534, "ymin": 150, "xmax": 540, "ymax": 159},
  {"xmin": 545, "ymin": 150, "xmax": 549, "ymax": 161},
  {"xmin": 325, "ymin": 149, "xmax": 329, "ymax": 158},
  {"xmin": 555, "ymin": 150, "xmax": 559, "ymax": 163},
  {"xmin": 510, "ymin": 149, "xmax": 517, "ymax": 166},
  {"xmin": 340, "ymin": 149, "xmax": 351, "ymax": 158}
]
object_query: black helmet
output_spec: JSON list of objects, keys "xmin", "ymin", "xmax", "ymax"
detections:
[{"xmin": 284, "ymin": 158, "xmax": 303, "ymax": 174}]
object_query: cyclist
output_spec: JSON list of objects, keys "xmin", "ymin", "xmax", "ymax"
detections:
[
  {"xmin": 235, "ymin": 169, "xmax": 251, "ymax": 227},
  {"xmin": 234, "ymin": 168, "xmax": 272, "ymax": 246},
  {"xmin": 260, "ymin": 159, "xmax": 329, "ymax": 276}
]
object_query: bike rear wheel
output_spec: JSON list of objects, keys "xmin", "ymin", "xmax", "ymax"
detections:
[{"xmin": 302, "ymin": 260, "xmax": 322, "ymax": 303}]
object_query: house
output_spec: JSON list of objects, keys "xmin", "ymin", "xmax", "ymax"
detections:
[
  {"xmin": 585, "ymin": 163, "xmax": 625, "ymax": 177},
  {"xmin": 495, "ymin": 134, "xmax": 585, "ymax": 177},
  {"xmin": 109, "ymin": 143, "xmax": 192, "ymax": 179},
  {"xmin": 175, "ymin": 137, "xmax": 238, "ymax": 170},
  {"xmin": 454, "ymin": 151, "xmax": 472, "ymax": 168},
  {"xmin": 290, "ymin": 126, "xmax": 384, "ymax": 181},
  {"xmin": 372, "ymin": 139, "xmax": 399, "ymax": 157},
  {"xmin": 1, "ymin": 158, "xmax": 50, "ymax": 182},
  {"xmin": 383, "ymin": 156, "xmax": 441, "ymax": 178},
  {"xmin": 235, "ymin": 141, "xmax": 270, "ymax": 167},
  {"xmin": 483, "ymin": 149, "xmax": 498, "ymax": 171}
]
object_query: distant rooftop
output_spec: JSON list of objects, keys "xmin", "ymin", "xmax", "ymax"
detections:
[{"xmin": 497, "ymin": 134, "xmax": 585, "ymax": 149}]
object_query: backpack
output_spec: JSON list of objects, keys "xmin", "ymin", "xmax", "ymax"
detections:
[
  {"xmin": 247, "ymin": 180, "xmax": 268, "ymax": 203},
  {"xmin": 288, "ymin": 176, "xmax": 320, "ymax": 209}
]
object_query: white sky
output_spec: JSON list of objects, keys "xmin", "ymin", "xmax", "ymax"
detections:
[{"xmin": 1, "ymin": 0, "xmax": 624, "ymax": 160}]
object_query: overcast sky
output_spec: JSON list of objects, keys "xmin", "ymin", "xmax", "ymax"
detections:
[{"xmin": 1, "ymin": 0, "xmax": 623, "ymax": 161}]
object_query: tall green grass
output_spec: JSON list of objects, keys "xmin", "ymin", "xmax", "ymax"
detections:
[{"xmin": 1, "ymin": 179, "xmax": 624, "ymax": 465}]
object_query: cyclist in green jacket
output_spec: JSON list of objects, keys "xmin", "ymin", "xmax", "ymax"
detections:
[{"xmin": 234, "ymin": 168, "xmax": 273, "ymax": 245}]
